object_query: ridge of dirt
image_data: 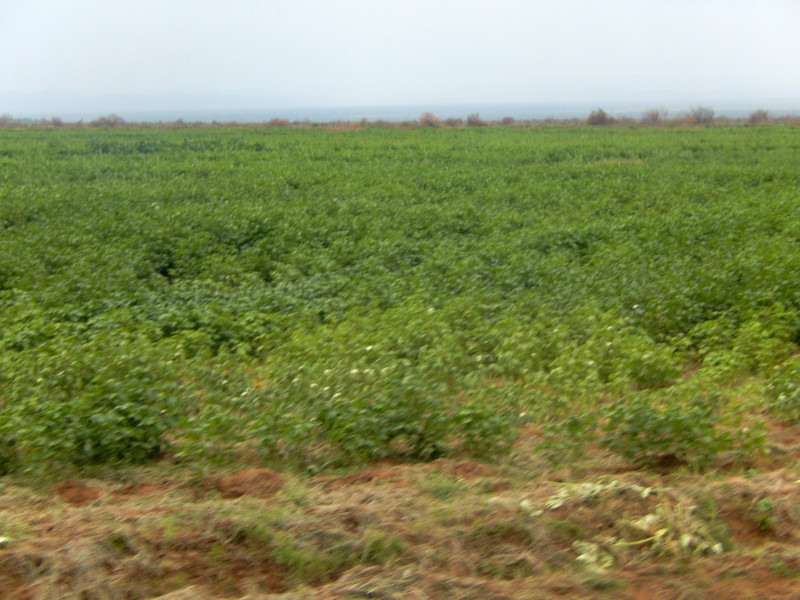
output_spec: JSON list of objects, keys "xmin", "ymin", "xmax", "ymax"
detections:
[{"xmin": 2, "ymin": 428, "xmax": 800, "ymax": 599}]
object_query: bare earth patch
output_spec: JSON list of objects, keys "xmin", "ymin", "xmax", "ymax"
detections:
[
  {"xmin": 204, "ymin": 468, "xmax": 285, "ymax": 499},
  {"xmin": 53, "ymin": 480, "xmax": 104, "ymax": 506}
]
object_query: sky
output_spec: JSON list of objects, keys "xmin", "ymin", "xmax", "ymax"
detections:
[{"xmin": 1, "ymin": 0, "xmax": 799, "ymax": 116}]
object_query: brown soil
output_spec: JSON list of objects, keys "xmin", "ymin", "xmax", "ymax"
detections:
[
  {"xmin": 203, "ymin": 467, "xmax": 285, "ymax": 499},
  {"xmin": 53, "ymin": 480, "xmax": 104, "ymax": 506}
]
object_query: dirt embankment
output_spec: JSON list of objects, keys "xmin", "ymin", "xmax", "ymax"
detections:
[{"xmin": 2, "ymin": 425, "xmax": 800, "ymax": 599}]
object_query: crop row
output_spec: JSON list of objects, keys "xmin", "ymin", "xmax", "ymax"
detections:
[{"xmin": 0, "ymin": 125, "xmax": 799, "ymax": 472}]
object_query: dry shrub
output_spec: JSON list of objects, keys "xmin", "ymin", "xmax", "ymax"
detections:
[
  {"xmin": 749, "ymin": 109, "xmax": 769, "ymax": 124},
  {"xmin": 587, "ymin": 109, "xmax": 614, "ymax": 126},
  {"xmin": 689, "ymin": 106, "xmax": 715, "ymax": 124},
  {"xmin": 266, "ymin": 118, "xmax": 291, "ymax": 128},
  {"xmin": 418, "ymin": 112, "xmax": 441, "ymax": 128},
  {"xmin": 466, "ymin": 113, "xmax": 487, "ymax": 127},
  {"xmin": 89, "ymin": 114, "xmax": 126, "ymax": 127},
  {"xmin": 640, "ymin": 108, "xmax": 668, "ymax": 125}
]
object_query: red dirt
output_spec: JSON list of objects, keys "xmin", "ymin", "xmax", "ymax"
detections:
[
  {"xmin": 323, "ymin": 466, "xmax": 410, "ymax": 488},
  {"xmin": 112, "ymin": 481, "xmax": 171, "ymax": 498},
  {"xmin": 204, "ymin": 467, "xmax": 284, "ymax": 499},
  {"xmin": 53, "ymin": 480, "xmax": 103, "ymax": 506},
  {"xmin": 426, "ymin": 458, "xmax": 498, "ymax": 479}
]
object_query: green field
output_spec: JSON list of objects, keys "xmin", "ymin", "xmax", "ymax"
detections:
[
  {"xmin": 6, "ymin": 124, "xmax": 800, "ymax": 598},
  {"xmin": 1, "ymin": 124, "xmax": 800, "ymax": 472}
]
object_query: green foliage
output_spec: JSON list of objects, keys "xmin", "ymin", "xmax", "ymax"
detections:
[
  {"xmin": 545, "ymin": 313, "xmax": 680, "ymax": 393},
  {"xmin": 600, "ymin": 390, "xmax": 762, "ymax": 469},
  {"xmin": 250, "ymin": 373, "xmax": 518, "ymax": 468},
  {"xmin": 269, "ymin": 528, "xmax": 405, "ymax": 585},
  {"xmin": 754, "ymin": 497, "xmax": 778, "ymax": 532},
  {"xmin": 0, "ymin": 335, "xmax": 179, "ymax": 469},
  {"xmin": 765, "ymin": 356, "xmax": 800, "ymax": 421},
  {"xmin": 451, "ymin": 393, "xmax": 519, "ymax": 458},
  {"xmin": 538, "ymin": 411, "xmax": 600, "ymax": 465},
  {"xmin": 0, "ymin": 125, "xmax": 798, "ymax": 470},
  {"xmin": 688, "ymin": 305, "xmax": 795, "ymax": 377},
  {"xmin": 270, "ymin": 532, "xmax": 350, "ymax": 584},
  {"xmin": 0, "ymin": 436, "xmax": 18, "ymax": 476},
  {"xmin": 315, "ymin": 380, "xmax": 452, "ymax": 462}
]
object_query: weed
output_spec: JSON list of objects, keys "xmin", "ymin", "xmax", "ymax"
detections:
[
  {"xmin": 765, "ymin": 356, "xmax": 800, "ymax": 421},
  {"xmin": 544, "ymin": 519, "xmax": 583, "ymax": 543},
  {"xmin": 358, "ymin": 529, "xmax": 406, "ymax": 564},
  {"xmin": 693, "ymin": 491, "xmax": 734, "ymax": 551},
  {"xmin": 103, "ymin": 532, "xmax": 137, "ymax": 556},
  {"xmin": 770, "ymin": 560, "xmax": 800, "ymax": 578},
  {"xmin": 582, "ymin": 575, "xmax": 626, "ymax": 590},
  {"xmin": 754, "ymin": 497, "xmax": 778, "ymax": 532}
]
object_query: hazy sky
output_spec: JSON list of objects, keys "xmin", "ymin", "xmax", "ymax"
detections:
[{"xmin": 2, "ymin": 0, "xmax": 799, "ymax": 109}]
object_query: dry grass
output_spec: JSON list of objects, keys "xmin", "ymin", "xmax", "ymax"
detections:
[{"xmin": 1, "ymin": 417, "xmax": 800, "ymax": 598}]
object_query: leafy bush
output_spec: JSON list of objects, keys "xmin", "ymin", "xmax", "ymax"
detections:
[
  {"xmin": 253, "ymin": 374, "xmax": 519, "ymax": 467},
  {"xmin": 544, "ymin": 315, "xmax": 680, "ymax": 394},
  {"xmin": 0, "ymin": 436, "xmax": 18, "ymax": 476},
  {"xmin": 688, "ymin": 306, "xmax": 795, "ymax": 377},
  {"xmin": 765, "ymin": 356, "xmax": 800, "ymax": 421},
  {"xmin": 452, "ymin": 399, "xmax": 518, "ymax": 458},
  {"xmin": 316, "ymin": 381, "xmax": 453, "ymax": 462},
  {"xmin": 538, "ymin": 411, "xmax": 600, "ymax": 465},
  {"xmin": 601, "ymin": 391, "xmax": 738, "ymax": 469},
  {"xmin": 0, "ymin": 335, "xmax": 179, "ymax": 470},
  {"xmin": 537, "ymin": 385, "xmax": 765, "ymax": 470}
]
